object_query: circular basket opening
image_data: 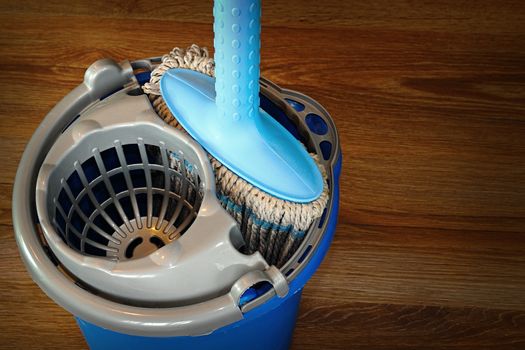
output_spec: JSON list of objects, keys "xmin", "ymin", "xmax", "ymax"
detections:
[{"xmin": 49, "ymin": 142, "xmax": 203, "ymax": 260}]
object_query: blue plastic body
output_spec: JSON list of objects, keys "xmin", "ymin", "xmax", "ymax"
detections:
[
  {"xmin": 159, "ymin": 0, "xmax": 324, "ymax": 203},
  {"xmin": 76, "ymin": 153, "xmax": 342, "ymax": 350}
]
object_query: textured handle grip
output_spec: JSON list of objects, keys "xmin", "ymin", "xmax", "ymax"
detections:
[{"xmin": 214, "ymin": 0, "xmax": 261, "ymax": 122}]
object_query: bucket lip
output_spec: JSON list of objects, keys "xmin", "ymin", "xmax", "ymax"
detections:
[{"xmin": 12, "ymin": 57, "xmax": 340, "ymax": 337}]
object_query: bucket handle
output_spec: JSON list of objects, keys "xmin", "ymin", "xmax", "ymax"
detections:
[{"xmin": 230, "ymin": 266, "xmax": 289, "ymax": 312}]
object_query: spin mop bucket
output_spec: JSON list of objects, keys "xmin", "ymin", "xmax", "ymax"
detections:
[{"xmin": 12, "ymin": 2, "xmax": 340, "ymax": 349}]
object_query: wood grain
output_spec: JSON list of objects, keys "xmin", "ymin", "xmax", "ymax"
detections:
[{"xmin": 1, "ymin": 0, "xmax": 525, "ymax": 349}]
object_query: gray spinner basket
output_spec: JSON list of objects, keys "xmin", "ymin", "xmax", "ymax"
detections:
[
  {"xmin": 46, "ymin": 127, "xmax": 203, "ymax": 261},
  {"xmin": 35, "ymin": 85, "xmax": 287, "ymax": 305}
]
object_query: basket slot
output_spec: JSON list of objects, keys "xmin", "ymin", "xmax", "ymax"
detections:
[
  {"xmin": 60, "ymin": 179, "xmax": 121, "ymax": 247},
  {"xmin": 93, "ymin": 150, "xmax": 133, "ymax": 232},
  {"xmin": 100, "ymin": 147, "xmax": 121, "ymax": 172},
  {"xmin": 114, "ymin": 141, "xmax": 142, "ymax": 227},
  {"xmin": 74, "ymin": 161, "xmax": 127, "ymax": 239},
  {"xmin": 164, "ymin": 156, "xmax": 189, "ymax": 234},
  {"xmin": 137, "ymin": 139, "xmax": 154, "ymax": 227},
  {"xmin": 154, "ymin": 144, "xmax": 171, "ymax": 230}
]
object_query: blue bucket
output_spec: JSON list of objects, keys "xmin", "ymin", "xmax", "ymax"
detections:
[{"xmin": 13, "ymin": 58, "xmax": 341, "ymax": 350}]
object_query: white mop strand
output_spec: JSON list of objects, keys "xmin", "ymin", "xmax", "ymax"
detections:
[
  {"xmin": 143, "ymin": 45, "xmax": 215, "ymax": 95},
  {"xmin": 143, "ymin": 45, "xmax": 329, "ymax": 265}
]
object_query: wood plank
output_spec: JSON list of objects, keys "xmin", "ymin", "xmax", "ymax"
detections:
[
  {"xmin": 292, "ymin": 298, "xmax": 525, "ymax": 350},
  {"xmin": 304, "ymin": 222, "xmax": 525, "ymax": 311},
  {"xmin": 1, "ymin": 0, "xmax": 525, "ymax": 349},
  {"xmin": 0, "ymin": 0, "xmax": 523, "ymax": 33},
  {"xmin": 1, "ymin": 221, "xmax": 524, "ymax": 349}
]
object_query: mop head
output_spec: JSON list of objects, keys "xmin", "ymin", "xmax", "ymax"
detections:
[{"xmin": 143, "ymin": 45, "xmax": 329, "ymax": 267}]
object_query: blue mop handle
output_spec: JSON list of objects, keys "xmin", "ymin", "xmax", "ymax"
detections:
[{"xmin": 214, "ymin": 0, "xmax": 261, "ymax": 123}]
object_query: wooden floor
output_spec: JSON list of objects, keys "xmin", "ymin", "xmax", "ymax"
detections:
[{"xmin": 1, "ymin": 1, "xmax": 525, "ymax": 349}]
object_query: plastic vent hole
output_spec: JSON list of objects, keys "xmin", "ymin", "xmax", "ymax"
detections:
[
  {"xmin": 81, "ymin": 157, "xmax": 100, "ymax": 182},
  {"xmin": 57, "ymin": 190, "xmax": 72, "ymax": 215},
  {"xmin": 125, "ymin": 237, "xmax": 144, "ymax": 259},
  {"xmin": 305, "ymin": 113, "xmax": 328, "ymax": 135},
  {"xmin": 101, "ymin": 148, "xmax": 121, "ymax": 171},
  {"xmin": 119, "ymin": 196, "xmax": 134, "ymax": 221},
  {"xmin": 239, "ymin": 281, "xmax": 273, "ymax": 307},
  {"xmin": 92, "ymin": 181, "xmax": 110, "ymax": 204},
  {"xmin": 110, "ymin": 173, "xmax": 127, "ymax": 194},
  {"xmin": 68, "ymin": 231, "xmax": 81, "ymax": 250},
  {"xmin": 146, "ymin": 145, "xmax": 162, "ymax": 165},
  {"xmin": 285, "ymin": 98, "xmax": 305, "ymax": 112},
  {"xmin": 105, "ymin": 203, "xmax": 123, "ymax": 227},
  {"xmin": 298, "ymin": 245, "xmax": 313, "ymax": 264},
  {"xmin": 136, "ymin": 193, "xmax": 148, "ymax": 217},
  {"xmin": 149, "ymin": 236, "xmax": 165, "ymax": 249},
  {"xmin": 49, "ymin": 142, "xmax": 203, "ymax": 260},
  {"xmin": 70, "ymin": 211, "xmax": 84, "ymax": 233},
  {"xmin": 66, "ymin": 171, "xmax": 83, "ymax": 198},
  {"xmin": 130, "ymin": 169, "xmax": 147, "ymax": 188},
  {"xmin": 123, "ymin": 144, "xmax": 142, "ymax": 165},
  {"xmin": 151, "ymin": 170, "xmax": 165, "ymax": 189},
  {"xmin": 320, "ymin": 141, "xmax": 332, "ymax": 160},
  {"xmin": 318, "ymin": 208, "xmax": 328, "ymax": 228},
  {"xmin": 78, "ymin": 195, "xmax": 96, "ymax": 217}
]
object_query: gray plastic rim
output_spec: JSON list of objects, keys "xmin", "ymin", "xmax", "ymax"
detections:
[{"xmin": 12, "ymin": 57, "xmax": 339, "ymax": 336}]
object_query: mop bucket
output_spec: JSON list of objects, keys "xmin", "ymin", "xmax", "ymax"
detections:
[{"xmin": 13, "ymin": 58, "xmax": 341, "ymax": 350}]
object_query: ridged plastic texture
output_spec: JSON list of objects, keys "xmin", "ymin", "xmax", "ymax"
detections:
[
  {"xmin": 49, "ymin": 142, "xmax": 203, "ymax": 260},
  {"xmin": 213, "ymin": 0, "xmax": 261, "ymax": 122}
]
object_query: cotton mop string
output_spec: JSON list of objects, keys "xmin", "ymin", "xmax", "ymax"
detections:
[{"xmin": 144, "ymin": 46, "xmax": 328, "ymax": 267}]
